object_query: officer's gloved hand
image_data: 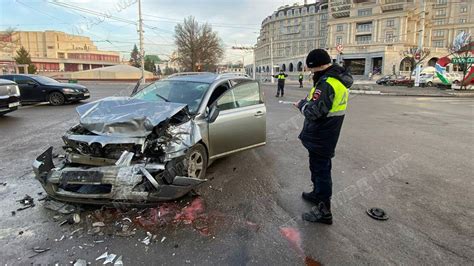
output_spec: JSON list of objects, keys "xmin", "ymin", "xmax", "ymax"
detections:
[{"xmin": 294, "ymin": 99, "xmax": 307, "ymax": 111}]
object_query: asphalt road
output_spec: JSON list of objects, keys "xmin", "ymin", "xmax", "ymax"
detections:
[{"xmin": 0, "ymin": 82, "xmax": 473, "ymax": 265}]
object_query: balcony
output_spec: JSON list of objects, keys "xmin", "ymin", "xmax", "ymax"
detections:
[
  {"xmin": 381, "ymin": 0, "xmax": 405, "ymax": 12},
  {"xmin": 330, "ymin": 0, "xmax": 351, "ymax": 18}
]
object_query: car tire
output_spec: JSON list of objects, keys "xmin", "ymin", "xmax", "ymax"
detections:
[
  {"xmin": 453, "ymin": 80, "xmax": 460, "ymax": 85},
  {"xmin": 426, "ymin": 81, "xmax": 433, "ymax": 87},
  {"xmin": 49, "ymin": 92, "xmax": 65, "ymax": 106},
  {"xmin": 185, "ymin": 143, "xmax": 208, "ymax": 180}
]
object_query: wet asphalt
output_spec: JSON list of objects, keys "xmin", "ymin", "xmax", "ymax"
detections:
[{"xmin": 0, "ymin": 82, "xmax": 473, "ymax": 265}]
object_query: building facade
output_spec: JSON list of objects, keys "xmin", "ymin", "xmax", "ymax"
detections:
[
  {"xmin": 255, "ymin": 0, "xmax": 474, "ymax": 77},
  {"xmin": 254, "ymin": 1, "xmax": 329, "ymax": 80},
  {"xmin": 0, "ymin": 30, "xmax": 121, "ymax": 74}
]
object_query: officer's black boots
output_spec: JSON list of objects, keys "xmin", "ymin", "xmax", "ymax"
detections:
[
  {"xmin": 302, "ymin": 201, "xmax": 333, "ymax": 225},
  {"xmin": 302, "ymin": 191, "xmax": 320, "ymax": 204}
]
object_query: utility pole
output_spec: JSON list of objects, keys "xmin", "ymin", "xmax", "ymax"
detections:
[
  {"xmin": 415, "ymin": 0, "xmax": 425, "ymax": 87},
  {"xmin": 231, "ymin": 46, "xmax": 256, "ymax": 79},
  {"xmin": 270, "ymin": 37, "xmax": 274, "ymax": 84},
  {"xmin": 138, "ymin": 0, "xmax": 145, "ymax": 83}
]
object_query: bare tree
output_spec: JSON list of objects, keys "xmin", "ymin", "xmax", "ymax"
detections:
[
  {"xmin": 174, "ymin": 16, "xmax": 224, "ymax": 72},
  {"xmin": 399, "ymin": 47, "xmax": 431, "ymax": 80},
  {"xmin": 448, "ymin": 32, "xmax": 473, "ymax": 90},
  {"xmin": 0, "ymin": 27, "xmax": 19, "ymax": 51}
]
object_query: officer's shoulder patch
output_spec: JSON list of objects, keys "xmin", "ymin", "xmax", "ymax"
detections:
[{"xmin": 312, "ymin": 89, "xmax": 322, "ymax": 100}]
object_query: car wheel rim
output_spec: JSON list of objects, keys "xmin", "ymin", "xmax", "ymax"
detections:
[
  {"xmin": 51, "ymin": 94, "xmax": 62, "ymax": 104},
  {"xmin": 188, "ymin": 151, "xmax": 204, "ymax": 179}
]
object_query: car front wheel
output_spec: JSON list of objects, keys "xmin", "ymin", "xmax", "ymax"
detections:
[
  {"xmin": 185, "ymin": 143, "xmax": 208, "ymax": 180},
  {"xmin": 49, "ymin": 92, "xmax": 65, "ymax": 106},
  {"xmin": 426, "ymin": 81, "xmax": 433, "ymax": 87}
]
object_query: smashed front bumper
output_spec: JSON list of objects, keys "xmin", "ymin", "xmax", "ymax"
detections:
[{"xmin": 33, "ymin": 147, "xmax": 205, "ymax": 205}]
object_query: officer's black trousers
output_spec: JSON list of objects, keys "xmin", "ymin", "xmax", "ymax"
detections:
[
  {"xmin": 299, "ymin": 79, "xmax": 303, "ymax": 88},
  {"xmin": 277, "ymin": 83, "xmax": 284, "ymax": 96},
  {"xmin": 309, "ymin": 151, "xmax": 332, "ymax": 202}
]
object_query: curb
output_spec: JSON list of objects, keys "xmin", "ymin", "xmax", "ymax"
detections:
[{"xmin": 349, "ymin": 90, "xmax": 474, "ymax": 98}]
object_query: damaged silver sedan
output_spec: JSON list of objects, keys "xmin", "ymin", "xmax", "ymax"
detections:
[{"xmin": 33, "ymin": 73, "xmax": 266, "ymax": 204}]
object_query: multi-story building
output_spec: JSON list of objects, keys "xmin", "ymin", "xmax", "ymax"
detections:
[
  {"xmin": 0, "ymin": 30, "xmax": 121, "ymax": 74},
  {"xmin": 255, "ymin": 0, "xmax": 474, "ymax": 77},
  {"xmin": 254, "ymin": 1, "xmax": 329, "ymax": 79}
]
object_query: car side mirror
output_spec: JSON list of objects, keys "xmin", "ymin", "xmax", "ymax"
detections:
[{"xmin": 208, "ymin": 105, "xmax": 220, "ymax": 123}]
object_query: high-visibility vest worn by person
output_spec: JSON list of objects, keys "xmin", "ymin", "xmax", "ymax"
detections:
[
  {"xmin": 297, "ymin": 64, "xmax": 353, "ymax": 158},
  {"xmin": 278, "ymin": 74, "xmax": 286, "ymax": 80},
  {"xmin": 306, "ymin": 76, "xmax": 348, "ymax": 117}
]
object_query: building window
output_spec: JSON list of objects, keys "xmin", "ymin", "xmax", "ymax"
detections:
[
  {"xmin": 385, "ymin": 32, "xmax": 394, "ymax": 42},
  {"xmin": 433, "ymin": 40, "xmax": 444, "ymax": 47},
  {"xmin": 336, "ymin": 24, "xmax": 343, "ymax": 32},
  {"xmin": 436, "ymin": 0, "xmax": 447, "ymax": 4},
  {"xmin": 433, "ymin": 30, "xmax": 445, "ymax": 37},
  {"xmin": 434, "ymin": 19, "xmax": 446, "ymax": 25},
  {"xmin": 356, "ymin": 22, "xmax": 372, "ymax": 32},
  {"xmin": 435, "ymin": 9, "xmax": 446, "ymax": 16},
  {"xmin": 459, "ymin": 18, "xmax": 467, "ymax": 24},
  {"xmin": 460, "ymin": 6, "xmax": 467, "ymax": 13},
  {"xmin": 386, "ymin": 19, "xmax": 395, "ymax": 27},
  {"xmin": 358, "ymin": 9, "xmax": 372, "ymax": 16},
  {"xmin": 309, "ymin": 23, "xmax": 314, "ymax": 30},
  {"xmin": 356, "ymin": 35, "xmax": 371, "ymax": 44},
  {"xmin": 336, "ymin": 36, "xmax": 343, "ymax": 44}
]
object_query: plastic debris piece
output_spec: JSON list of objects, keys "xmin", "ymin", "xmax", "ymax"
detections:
[
  {"xmin": 93, "ymin": 222, "xmax": 106, "ymax": 227},
  {"xmin": 43, "ymin": 199, "xmax": 77, "ymax": 214},
  {"xmin": 96, "ymin": 252, "xmax": 108, "ymax": 261},
  {"xmin": 161, "ymin": 236, "xmax": 166, "ymax": 243},
  {"xmin": 366, "ymin": 207, "xmax": 389, "ymax": 221},
  {"xmin": 113, "ymin": 256, "xmax": 123, "ymax": 266},
  {"xmin": 73, "ymin": 259, "xmax": 87, "ymax": 266},
  {"xmin": 103, "ymin": 254, "xmax": 117, "ymax": 264}
]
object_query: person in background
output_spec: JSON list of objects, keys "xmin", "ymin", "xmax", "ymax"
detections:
[
  {"xmin": 298, "ymin": 72, "xmax": 304, "ymax": 88},
  {"xmin": 273, "ymin": 70, "xmax": 288, "ymax": 97}
]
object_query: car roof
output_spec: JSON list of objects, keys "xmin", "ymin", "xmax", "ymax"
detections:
[
  {"xmin": 0, "ymin": 74, "xmax": 38, "ymax": 78},
  {"xmin": 165, "ymin": 72, "xmax": 251, "ymax": 84}
]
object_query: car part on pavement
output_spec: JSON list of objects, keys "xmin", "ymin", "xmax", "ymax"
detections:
[{"xmin": 366, "ymin": 207, "xmax": 389, "ymax": 220}]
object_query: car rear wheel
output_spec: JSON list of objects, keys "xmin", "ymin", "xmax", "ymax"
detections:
[
  {"xmin": 426, "ymin": 81, "xmax": 433, "ymax": 87},
  {"xmin": 453, "ymin": 80, "xmax": 460, "ymax": 85},
  {"xmin": 185, "ymin": 143, "xmax": 208, "ymax": 180},
  {"xmin": 49, "ymin": 92, "xmax": 65, "ymax": 106}
]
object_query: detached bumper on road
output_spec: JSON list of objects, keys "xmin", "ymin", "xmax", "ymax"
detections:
[{"xmin": 33, "ymin": 147, "xmax": 205, "ymax": 205}]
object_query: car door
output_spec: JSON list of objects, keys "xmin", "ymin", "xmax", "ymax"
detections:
[
  {"xmin": 208, "ymin": 80, "xmax": 266, "ymax": 159},
  {"xmin": 14, "ymin": 76, "xmax": 39, "ymax": 102}
]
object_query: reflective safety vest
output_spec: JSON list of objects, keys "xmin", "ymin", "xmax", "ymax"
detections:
[
  {"xmin": 306, "ymin": 76, "xmax": 348, "ymax": 117},
  {"xmin": 278, "ymin": 74, "xmax": 286, "ymax": 80},
  {"xmin": 299, "ymin": 74, "xmax": 303, "ymax": 79}
]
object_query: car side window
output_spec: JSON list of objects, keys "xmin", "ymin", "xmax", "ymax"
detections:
[
  {"xmin": 14, "ymin": 76, "xmax": 31, "ymax": 85},
  {"xmin": 207, "ymin": 81, "xmax": 230, "ymax": 107},
  {"xmin": 217, "ymin": 81, "xmax": 261, "ymax": 111}
]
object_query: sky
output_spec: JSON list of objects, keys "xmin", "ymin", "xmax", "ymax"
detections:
[{"xmin": 0, "ymin": 0, "xmax": 308, "ymax": 64}]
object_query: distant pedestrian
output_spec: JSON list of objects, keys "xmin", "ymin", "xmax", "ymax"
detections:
[
  {"xmin": 273, "ymin": 70, "xmax": 288, "ymax": 97},
  {"xmin": 298, "ymin": 72, "xmax": 304, "ymax": 88},
  {"xmin": 294, "ymin": 49, "xmax": 353, "ymax": 225}
]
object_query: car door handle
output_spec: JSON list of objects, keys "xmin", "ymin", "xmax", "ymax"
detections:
[{"xmin": 254, "ymin": 111, "xmax": 264, "ymax": 117}]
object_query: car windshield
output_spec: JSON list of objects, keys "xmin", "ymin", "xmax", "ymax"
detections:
[
  {"xmin": 132, "ymin": 80, "xmax": 210, "ymax": 113},
  {"xmin": 31, "ymin": 76, "xmax": 60, "ymax": 85}
]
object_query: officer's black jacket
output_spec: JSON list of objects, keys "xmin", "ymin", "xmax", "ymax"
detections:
[{"xmin": 297, "ymin": 64, "xmax": 353, "ymax": 158}]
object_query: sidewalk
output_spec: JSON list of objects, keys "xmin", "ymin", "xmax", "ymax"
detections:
[
  {"xmin": 350, "ymin": 84, "xmax": 474, "ymax": 97},
  {"xmin": 278, "ymin": 80, "xmax": 474, "ymax": 97}
]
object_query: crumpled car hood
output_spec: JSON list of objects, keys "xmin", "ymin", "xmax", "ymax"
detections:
[{"xmin": 76, "ymin": 97, "xmax": 188, "ymax": 137}]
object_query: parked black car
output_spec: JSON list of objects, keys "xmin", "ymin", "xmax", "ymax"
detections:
[
  {"xmin": 0, "ymin": 74, "xmax": 90, "ymax": 106},
  {"xmin": 376, "ymin": 75, "xmax": 394, "ymax": 85},
  {"xmin": 0, "ymin": 78, "xmax": 21, "ymax": 116}
]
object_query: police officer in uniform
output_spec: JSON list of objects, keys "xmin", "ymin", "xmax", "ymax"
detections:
[
  {"xmin": 273, "ymin": 70, "xmax": 288, "ymax": 97},
  {"xmin": 298, "ymin": 72, "xmax": 304, "ymax": 88},
  {"xmin": 294, "ymin": 49, "xmax": 353, "ymax": 224}
]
